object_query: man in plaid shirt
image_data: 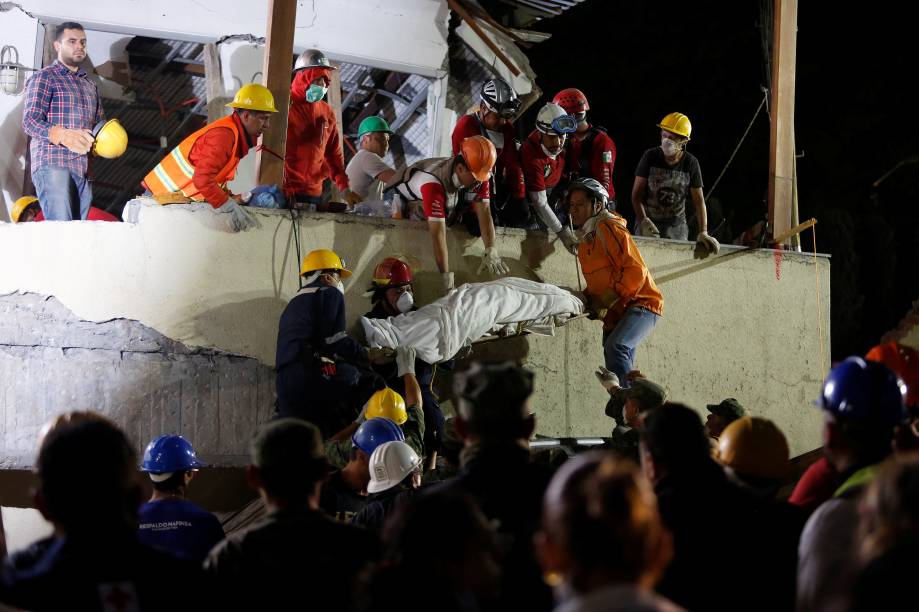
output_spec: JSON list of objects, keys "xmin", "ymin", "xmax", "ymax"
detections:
[{"xmin": 22, "ymin": 22, "xmax": 104, "ymax": 221}]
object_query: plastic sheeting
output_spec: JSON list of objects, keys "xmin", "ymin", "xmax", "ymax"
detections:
[{"xmin": 360, "ymin": 277, "xmax": 584, "ymax": 363}]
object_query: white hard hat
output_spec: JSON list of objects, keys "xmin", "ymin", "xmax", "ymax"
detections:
[
  {"xmin": 536, "ymin": 102, "xmax": 577, "ymax": 135},
  {"xmin": 367, "ymin": 441, "xmax": 422, "ymax": 494}
]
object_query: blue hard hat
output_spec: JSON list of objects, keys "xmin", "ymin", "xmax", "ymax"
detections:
[
  {"xmin": 819, "ymin": 356, "xmax": 907, "ymax": 429},
  {"xmin": 141, "ymin": 434, "xmax": 205, "ymax": 473},
  {"xmin": 352, "ymin": 417, "xmax": 405, "ymax": 455}
]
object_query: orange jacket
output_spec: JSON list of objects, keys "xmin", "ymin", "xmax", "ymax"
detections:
[
  {"xmin": 142, "ymin": 113, "xmax": 250, "ymax": 207},
  {"xmin": 577, "ymin": 212, "xmax": 663, "ymax": 330},
  {"xmin": 283, "ymin": 68, "xmax": 348, "ymax": 197}
]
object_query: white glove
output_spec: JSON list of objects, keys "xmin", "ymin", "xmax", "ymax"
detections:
[
  {"xmin": 556, "ymin": 227, "xmax": 579, "ymax": 255},
  {"xmin": 695, "ymin": 231, "xmax": 721, "ymax": 259},
  {"xmin": 396, "ymin": 345, "xmax": 417, "ymax": 377},
  {"xmin": 219, "ymin": 199, "xmax": 258, "ymax": 232},
  {"xmin": 595, "ymin": 366, "xmax": 621, "ymax": 392},
  {"xmin": 477, "ymin": 247, "xmax": 509, "ymax": 276},
  {"xmin": 441, "ymin": 272, "xmax": 455, "ymax": 293},
  {"xmin": 637, "ymin": 217, "xmax": 660, "ymax": 238}
]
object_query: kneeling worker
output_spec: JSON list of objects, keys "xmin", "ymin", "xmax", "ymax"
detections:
[
  {"xmin": 142, "ymin": 83, "xmax": 277, "ymax": 230},
  {"xmin": 567, "ymin": 177, "xmax": 663, "ymax": 386}
]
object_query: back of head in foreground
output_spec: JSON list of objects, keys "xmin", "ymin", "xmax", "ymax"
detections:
[
  {"xmin": 453, "ymin": 361, "xmax": 536, "ymax": 443},
  {"xmin": 537, "ymin": 453, "xmax": 672, "ymax": 595},
  {"xmin": 36, "ymin": 416, "xmax": 140, "ymax": 535},
  {"xmin": 250, "ymin": 418, "xmax": 329, "ymax": 508}
]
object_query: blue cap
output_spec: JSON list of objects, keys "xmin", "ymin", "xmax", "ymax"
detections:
[{"xmin": 351, "ymin": 417, "xmax": 405, "ymax": 455}]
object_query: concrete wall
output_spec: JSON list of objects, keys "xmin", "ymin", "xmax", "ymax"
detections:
[
  {"xmin": 0, "ymin": 207, "xmax": 830, "ymax": 464},
  {"xmin": 17, "ymin": 0, "xmax": 451, "ymax": 77}
]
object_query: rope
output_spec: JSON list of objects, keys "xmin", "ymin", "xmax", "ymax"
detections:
[
  {"xmin": 812, "ymin": 224, "xmax": 828, "ymax": 374},
  {"xmin": 707, "ymin": 87, "xmax": 769, "ymax": 199},
  {"xmin": 289, "ymin": 208, "xmax": 303, "ymax": 290}
]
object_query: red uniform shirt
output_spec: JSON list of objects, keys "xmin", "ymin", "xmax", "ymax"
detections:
[
  {"xmin": 186, "ymin": 113, "xmax": 251, "ymax": 207},
  {"xmin": 451, "ymin": 113, "xmax": 525, "ymax": 199},
  {"xmin": 566, "ymin": 126, "xmax": 617, "ymax": 199},
  {"xmin": 521, "ymin": 130, "xmax": 565, "ymax": 193},
  {"xmin": 284, "ymin": 69, "xmax": 348, "ymax": 197},
  {"xmin": 397, "ymin": 166, "xmax": 489, "ymax": 221}
]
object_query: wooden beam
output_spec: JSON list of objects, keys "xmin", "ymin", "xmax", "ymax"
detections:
[
  {"xmin": 327, "ymin": 62, "xmax": 345, "ymax": 201},
  {"xmin": 255, "ymin": 0, "xmax": 297, "ymax": 187},
  {"xmin": 203, "ymin": 43, "xmax": 225, "ymax": 123},
  {"xmin": 767, "ymin": 0, "xmax": 798, "ymax": 246},
  {"xmin": 447, "ymin": 0, "xmax": 521, "ymax": 77}
]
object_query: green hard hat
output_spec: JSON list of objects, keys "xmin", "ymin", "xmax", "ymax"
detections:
[{"xmin": 357, "ymin": 116, "xmax": 393, "ymax": 140}]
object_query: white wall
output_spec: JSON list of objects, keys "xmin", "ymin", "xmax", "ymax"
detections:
[
  {"xmin": 0, "ymin": 7, "xmax": 40, "ymax": 221},
  {"xmin": 18, "ymin": 0, "xmax": 451, "ymax": 77}
]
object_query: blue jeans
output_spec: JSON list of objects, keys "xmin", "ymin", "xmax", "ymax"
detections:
[
  {"xmin": 32, "ymin": 165, "xmax": 92, "ymax": 220},
  {"xmin": 602, "ymin": 307, "xmax": 660, "ymax": 386},
  {"xmin": 653, "ymin": 216, "xmax": 688, "ymax": 240}
]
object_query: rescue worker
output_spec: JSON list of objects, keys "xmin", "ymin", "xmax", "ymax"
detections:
[
  {"xmin": 345, "ymin": 116, "xmax": 397, "ymax": 202},
  {"xmin": 142, "ymin": 83, "xmax": 276, "ymax": 231},
  {"xmin": 10, "ymin": 195, "xmax": 117, "ymax": 222},
  {"xmin": 364, "ymin": 257, "xmax": 444, "ymax": 458},
  {"xmin": 797, "ymin": 357, "xmax": 907, "ymax": 612},
  {"xmin": 631, "ymin": 112, "xmax": 720, "ymax": 259},
  {"xmin": 705, "ymin": 397, "xmax": 745, "ymax": 439},
  {"xmin": 319, "ymin": 416, "xmax": 405, "ymax": 522},
  {"xmin": 391, "ymin": 135, "xmax": 507, "ymax": 292},
  {"xmin": 137, "ymin": 434, "xmax": 224, "ymax": 563},
  {"xmin": 274, "ymin": 248, "xmax": 384, "ymax": 436},
  {"xmin": 351, "ymin": 440, "xmax": 423, "ymax": 531},
  {"xmin": 520, "ymin": 102, "xmax": 579, "ymax": 254},
  {"xmin": 451, "ymin": 78, "xmax": 527, "ymax": 227},
  {"xmin": 566, "ymin": 177, "xmax": 663, "ymax": 387},
  {"xmin": 284, "ymin": 49, "xmax": 360, "ymax": 209},
  {"xmin": 22, "ymin": 22, "xmax": 104, "ymax": 221},
  {"xmin": 552, "ymin": 88, "xmax": 618, "ymax": 210}
]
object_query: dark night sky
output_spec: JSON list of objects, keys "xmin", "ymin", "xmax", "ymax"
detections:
[{"xmin": 511, "ymin": 0, "xmax": 919, "ymax": 359}]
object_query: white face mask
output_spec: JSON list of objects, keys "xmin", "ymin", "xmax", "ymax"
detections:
[
  {"xmin": 486, "ymin": 129, "xmax": 505, "ymax": 151},
  {"xmin": 661, "ymin": 138, "xmax": 681, "ymax": 157},
  {"xmin": 335, "ymin": 279, "xmax": 345, "ymax": 294},
  {"xmin": 396, "ymin": 291, "xmax": 414, "ymax": 313},
  {"xmin": 452, "ymin": 172, "xmax": 463, "ymax": 189}
]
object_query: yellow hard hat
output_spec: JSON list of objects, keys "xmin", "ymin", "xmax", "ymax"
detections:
[
  {"xmin": 716, "ymin": 416, "xmax": 790, "ymax": 480},
  {"xmin": 299, "ymin": 248, "xmax": 352, "ymax": 278},
  {"xmin": 91, "ymin": 119, "xmax": 128, "ymax": 159},
  {"xmin": 364, "ymin": 388, "xmax": 407, "ymax": 425},
  {"xmin": 657, "ymin": 112, "xmax": 692, "ymax": 139},
  {"xmin": 226, "ymin": 83, "xmax": 278, "ymax": 113},
  {"xmin": 11, "ymin": 196, "xmax": 39, "ymax": 223}
]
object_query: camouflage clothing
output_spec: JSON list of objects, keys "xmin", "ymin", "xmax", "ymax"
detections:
[{"xmin": 324, "ymin": 403, "xmax": 425, "ymax": 469}]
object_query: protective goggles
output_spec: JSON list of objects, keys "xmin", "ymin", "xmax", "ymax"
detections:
[
  {"xmin": 540, "ymin": 114, "xmax": 578, "ymax": 135},
  {"xmin": 483, "ymin": 98, "xmax": 521, "ymax": 120}
]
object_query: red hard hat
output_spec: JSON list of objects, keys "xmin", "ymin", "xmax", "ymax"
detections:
[
  {"xmin": 552, "ymin": 88, "xmax": 589, "ymax": 114},
  {"xmin": 372, "ymin": 257, "xmax": 413, "ymax": 287}
]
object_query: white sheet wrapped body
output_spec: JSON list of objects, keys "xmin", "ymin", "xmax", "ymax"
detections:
[{"xmin": 360, "ymin": 277, "xmax": 584, "ymax": 363}]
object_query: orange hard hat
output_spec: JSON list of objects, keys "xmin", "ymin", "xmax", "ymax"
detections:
[
  {"xmin": 372, "ymin": 257, "xmax": 413, "ymax": 287},
  {"xmin": 717, "ymin": 416, "xmax": 790, "ymax": 481},
  {"xmin": 459, "ymin": 135, "xmax": 497, "ymax": 182},
  {"xmin": 866, "ymin": 342, "xmax": 918, "ymax": 408}
]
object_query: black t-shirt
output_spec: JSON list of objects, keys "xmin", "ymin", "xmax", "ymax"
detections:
[
  {"xmin": 320, "ymin": 470, "xmax": 370, "ymax": 523},
  {"xmin": 635, "ymin": 147, "xmax": 703, "ymax": 222}
]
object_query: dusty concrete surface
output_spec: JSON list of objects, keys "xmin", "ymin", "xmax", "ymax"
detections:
[{"xmin": 0, "ymin": 206, "xmax": 830, "ymax": 459}]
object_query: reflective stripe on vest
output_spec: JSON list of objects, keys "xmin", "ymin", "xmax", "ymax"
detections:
[{"xmin": 142, "ymin": 114, "xmax": 242, "ymax": 200}]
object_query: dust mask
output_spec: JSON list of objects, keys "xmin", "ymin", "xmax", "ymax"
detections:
[
  {"xmin": 661, "ymin": 138, "xmax": 681, "ymax": 157},
  {"xmin": 396, "ymin": 291, "xmax": 414, "ymax": 313},
  {"xmin": 335, "ymin": 279, "xmax": 345, "ymax": 294},
  {"xmin": 306, "ymin": 84, "xmax": 328, "ymax": 103}
]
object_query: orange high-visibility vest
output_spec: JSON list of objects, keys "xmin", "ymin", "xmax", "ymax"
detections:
[{"xmin": 142, "ymin": 114, "xmax": 242, "ymax": 201}]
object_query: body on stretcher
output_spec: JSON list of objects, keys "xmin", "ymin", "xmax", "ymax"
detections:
[{"xmin": 472, "ymin": 312, "xmax": 590, "ymax": 345}]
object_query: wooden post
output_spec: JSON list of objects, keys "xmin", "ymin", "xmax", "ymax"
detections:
[
  {"xmin": 327, "ymin": 62, "xmax": 345, "ymax": 201},
  {"xmin": 768, "ymin": 0, "xmax": 798, "ymax": 246},
  {"xmin": 255, "ymin": 0, "xmax": 297, "ymax": 187},
  {"xmin": 203, "ymin": 43, "xmax": 226, "ymax": 124}
]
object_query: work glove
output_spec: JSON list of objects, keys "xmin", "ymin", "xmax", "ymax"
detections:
[
  {"xmin": 595, "ymin": 366, "xmax": 621, "ymax": 393},
  {"xmin": 477, "ymin": 247, "xmax": 509, "ymax": 276},
  {"xmin": 395, "ymin": 346, "xmax": 417, "ymax": 377},
  {"xmin": 219, "ymin": 199, "xmax": 258, "ymax": 232},
  {"xmin": 694, "ymin": 231, "xmax": 721, "ymax": 259},
  {"xmin": 637, "ymin": 217, "xmax": 661, "ymax": 238},
  {"xmin": 49, "ymin": 125, "xmax": 93, "ymax": 155},
  {"xmin": 367, "ymin": 347, "xmax": 395, "ymax": 365},
  {"xmin": 556, "ymin": 227, "xmax": 579, "ymax": 255},
  {"xmin": 343, "ymin": 188, "xmax": 362, "ymax": 206},
  {"xmin": 441, "ymin": 272, "xmax": 455, "ymax": 294}
]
